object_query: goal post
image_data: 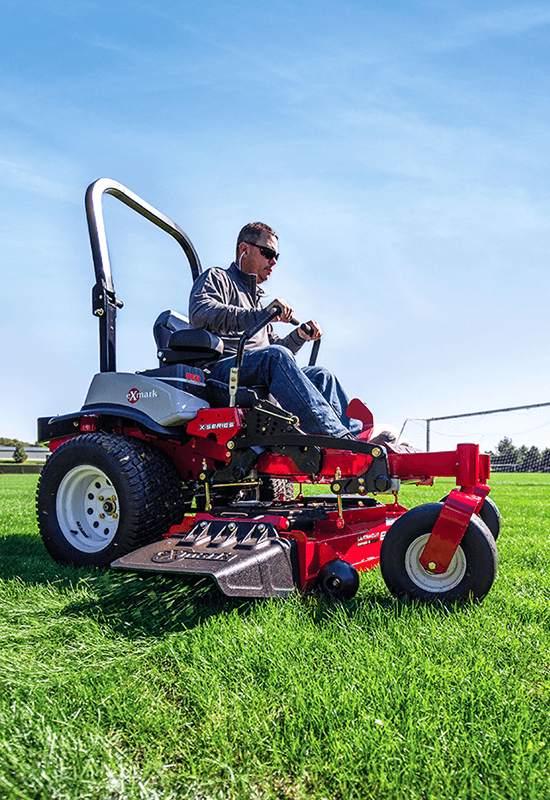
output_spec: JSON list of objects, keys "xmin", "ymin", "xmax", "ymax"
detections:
[{"xmin": 398, "ymin": 402, "xmax": 550, "ymax": 471}]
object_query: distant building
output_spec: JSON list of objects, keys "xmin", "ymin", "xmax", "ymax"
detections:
[{"xmin": 0, "ymin": 445, "xmax": 49, "ymax": 462}]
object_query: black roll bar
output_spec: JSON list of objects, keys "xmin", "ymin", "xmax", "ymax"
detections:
[{"xmin": 85, "ymin": 178, "xmax": 202, "ymax": 373}]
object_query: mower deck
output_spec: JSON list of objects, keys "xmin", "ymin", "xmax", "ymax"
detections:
[{"xmin": 111, "ymin": 494, "xmax": 404, "ymax": 597}]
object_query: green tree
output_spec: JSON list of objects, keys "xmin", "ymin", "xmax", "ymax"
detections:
[
  {"xmin": 12, "ymin": 443, "xmax": 27, "ymax": 463},
  {"xmin": 517, "ymin": 444, "xmax": 529, "ymax": 471},
  {"xmin": 490, "ymin": 437, "xmax": 518, "ymax": 471},
  {"xmin": 541, "ymin": 448, "xmax": 550, "ymax": 472},
  {"xmin": 524, "ymin": 446, "xmax": 542, "ymax": 473},
  {"xmin": 496, "ymin": 437, "xmax": 516, "ymax": 457}
]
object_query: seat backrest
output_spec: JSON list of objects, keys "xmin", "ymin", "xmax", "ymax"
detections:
[
  {"xmin": 154, "ymin": 309, "xmax": 224, "ymax": 367},
  {"xmin": 153, "ymin": 310, "xmax": 192, "ymax": 351}
]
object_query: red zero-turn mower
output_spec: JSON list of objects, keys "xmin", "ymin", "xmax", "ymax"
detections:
[{"xmin": 36, "ymin": 179, "xmax": 500, "ymax": 602}]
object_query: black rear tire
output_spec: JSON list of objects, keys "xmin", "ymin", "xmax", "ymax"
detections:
[
  {"xmin": 36, "ymin": 433, "xmax": 187, "ymax": 567},
  {"xmin": 380, "ymin": 503, "xmax": 497, "ymax": 602}
]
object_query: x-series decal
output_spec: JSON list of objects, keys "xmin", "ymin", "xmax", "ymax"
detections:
[{"xmin": 198, "ymin": 422, "xmax": 235, "ymax": 431}]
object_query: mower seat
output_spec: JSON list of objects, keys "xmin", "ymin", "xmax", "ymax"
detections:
[
  {"xmin": 154, "ymin": 310, "xmax": 224, "ymax": 366},
  {"xmin": 153, "ymin": 310, "xmax": 269, "ymax": 407}
]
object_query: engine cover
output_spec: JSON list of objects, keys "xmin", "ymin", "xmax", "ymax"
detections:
[{"xmin": 82, "ymin": 372, "xmax": 208, "ymax": 426}]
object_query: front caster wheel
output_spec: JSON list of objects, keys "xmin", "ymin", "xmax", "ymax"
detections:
[
  {"xmin": 440, "ymin": 493, "xmax": 501, "ymax": 540},
  {"xmin": 317, "ymin": 559, "xmax": 359, "ymax": 600},
  {"xmin": 380, "ymin": 503, "xmax": 497, "ymax": 602},
  {"xmin": 36, "ymin": 433, "xmax": 187, "ymax": 567}
]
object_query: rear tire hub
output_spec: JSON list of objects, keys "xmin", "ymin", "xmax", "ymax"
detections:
[{"xmin": 56, "ymin": 465, "xmax": 120, "ymax": 552}]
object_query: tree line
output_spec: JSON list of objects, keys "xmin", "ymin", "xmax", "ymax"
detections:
[{"xmin": 489, "ymin": 437, "xmax": 550, "ymax": 472}]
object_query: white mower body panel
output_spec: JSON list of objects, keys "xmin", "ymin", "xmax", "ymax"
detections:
[{"xmin": 83, "ymin": 372, "xmax": 209, "ymax": 426}]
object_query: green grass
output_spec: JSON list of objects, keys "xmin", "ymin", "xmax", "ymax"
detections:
[{"xmin": 1, "ymin": 473, "xmax": 550, "ymax": 799}]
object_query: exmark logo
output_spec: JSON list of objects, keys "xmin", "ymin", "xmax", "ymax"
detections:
[{"xmin": 127, "ymin": 387, "xmax": 159, "ymax": 404}]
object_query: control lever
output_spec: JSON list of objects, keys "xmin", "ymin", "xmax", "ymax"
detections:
[
  {"xmin": 229, "ymin": 305, "xmax": 281, "ymax": 407},
  {"xmin": 291, "ymin": 320, "xmax": 320, "ymax": 367},
  {"xmin": 229, "ymin": 306, "xmax": 321, "ymax": 408}
]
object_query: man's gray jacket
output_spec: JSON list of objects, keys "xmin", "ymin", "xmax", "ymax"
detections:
[{"xmin": 189, "ymin": 262, "xmax": 305, "ymax": 357}]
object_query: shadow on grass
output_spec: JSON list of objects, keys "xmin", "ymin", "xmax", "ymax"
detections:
[
  {"xmin": 72, "ymin": 570, "xmax": 255, "ymax": 636},
  {"xmin": 69, "ymin": 576, "xmax": 478, "ymax": 639},
  {"xmin": 65, "ymin": 575, "xmax": 443, "ymax": 639},
  {"xmin": 0, "ymin": 533, "xmax": 71, "ymax": 583},
  {"xmin": 1, "ymin": 534, "xmax": 478, "ymax": 636},
  {"xmin": 0, "ymin": 533, "xmax": 235, "ymax": 624}
]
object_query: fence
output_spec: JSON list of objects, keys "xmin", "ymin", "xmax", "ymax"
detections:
[{"xmin": 0, "ymin": 464, "xmax": 43, "ymax": 474}]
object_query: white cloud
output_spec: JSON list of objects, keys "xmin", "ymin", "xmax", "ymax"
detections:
[{"xmin": 0, "ymin": 158, "xmax": 75, "ymax": 203}]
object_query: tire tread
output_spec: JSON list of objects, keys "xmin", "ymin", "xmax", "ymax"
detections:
[{"xmin": 36, "ymin": 433, "xmax": 186, "ymax": 566}]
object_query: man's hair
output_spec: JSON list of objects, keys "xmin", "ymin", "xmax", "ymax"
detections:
[{"xmin": 236, "ymin": 222, "xmax": 277, "ymax": 259}]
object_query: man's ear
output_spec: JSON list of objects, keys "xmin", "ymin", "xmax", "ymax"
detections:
[{"xmin": 237, "ymin": 242, "xmax": 248, "ymax": 265}]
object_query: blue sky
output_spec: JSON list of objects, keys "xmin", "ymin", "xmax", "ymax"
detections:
[{"xmin": 2, "ymin": 0, "xmax": 550, "ymax": 450}]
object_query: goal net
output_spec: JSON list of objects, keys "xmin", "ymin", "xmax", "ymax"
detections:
[{"xmin": 398, "ymin": 403, "xmax": 550, "ymax": 472}]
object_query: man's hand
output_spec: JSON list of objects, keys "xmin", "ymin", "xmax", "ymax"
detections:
[
  {"xmin": 297, "ymin": 320, "xmax": 323, "ymax": 341},
  {"xmin": 267, "ymin": 298, "xmax": 295, "ymax": 323}
]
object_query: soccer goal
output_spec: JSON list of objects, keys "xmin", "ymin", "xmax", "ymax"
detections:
[{"xmin": 398, "ymin": 402, "xmax": 550, "ymax": 471}]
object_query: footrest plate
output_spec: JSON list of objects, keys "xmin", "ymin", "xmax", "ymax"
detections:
[{"xmin": 111, "ymin": 518, "xmax": 297, "ymax": 598}]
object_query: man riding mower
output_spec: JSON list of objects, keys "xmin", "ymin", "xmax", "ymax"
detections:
[{"xmin": 35, "ymin": 179, "xmax": 499, "ymax": 603}]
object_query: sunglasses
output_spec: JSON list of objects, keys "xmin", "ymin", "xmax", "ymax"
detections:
[{"xmin": 245, "ymin": 241, "xmax": 279, "ymax": 262}]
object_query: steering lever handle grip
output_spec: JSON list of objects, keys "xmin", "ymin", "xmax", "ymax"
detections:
[
  {"xmin": 289, "ymin": 316, "xmax": 314, "ymax": 336},
  {"xmin": 290, "ymin": 318, "xmax": 320, "ymax": 366}
]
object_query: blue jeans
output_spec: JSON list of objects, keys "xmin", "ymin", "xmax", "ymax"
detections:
[{"xmin": 210, "ymin": 345, "xmax": 362, "ymax": 438}]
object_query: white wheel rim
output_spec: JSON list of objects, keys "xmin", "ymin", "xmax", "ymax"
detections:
[
  {"xmin": 405, "ymin": 533, "xmax": 467, "ymax": 593},
  {"xmin": 56, "ymin": 465, "xmax": 120, "ymax": 553}
]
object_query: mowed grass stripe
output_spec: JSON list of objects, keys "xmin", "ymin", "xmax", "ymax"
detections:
[{"xmin": 0, "ymin": 473, "xmax": 549, "ymax": 799}]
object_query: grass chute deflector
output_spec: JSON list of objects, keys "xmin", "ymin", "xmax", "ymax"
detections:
[{"xmin": 36, "ymin": 178, "xmax": 499, "ymax": 604}]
